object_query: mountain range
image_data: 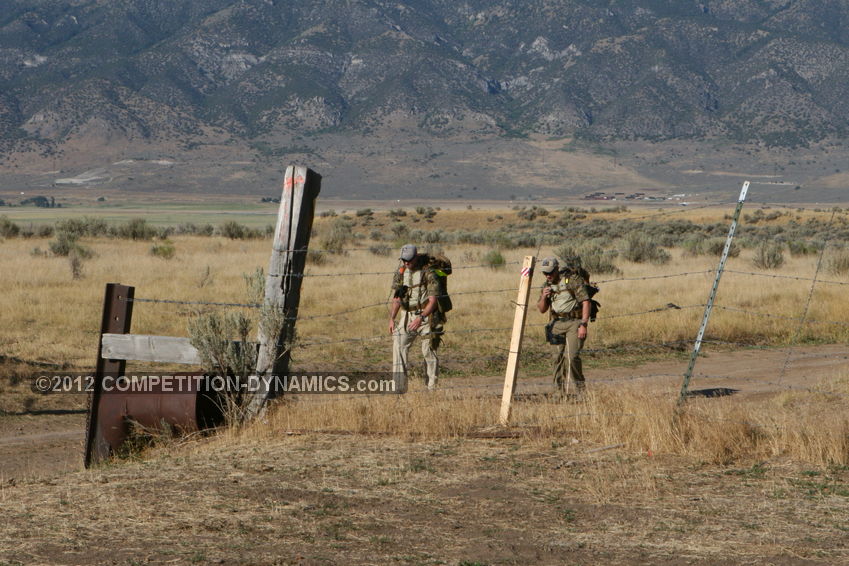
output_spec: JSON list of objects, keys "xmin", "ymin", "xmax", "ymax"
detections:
[{"xmin": 2, "ymin": 0, "xmax": 849, "ymax": 200}]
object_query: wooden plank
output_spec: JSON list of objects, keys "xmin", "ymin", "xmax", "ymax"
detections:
[
  {"xmin": 499, "ymin": 256, "xmax": 536, "ymax": 426},
  {"xmin": 101, "ymin": 333, "xmax": 202, "ymax": 365},
  {"xmin": 245, "ymin": 165, "xmax": 321, "ymax": 418}
]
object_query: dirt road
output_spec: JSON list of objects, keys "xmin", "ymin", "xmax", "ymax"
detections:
[{"xmin": 1, "ymin": 344, "xmax": 847, "ymax": 482}]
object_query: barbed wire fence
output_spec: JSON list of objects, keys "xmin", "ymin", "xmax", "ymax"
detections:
[{"xmin": 119, "ymin": 232, "xmax": 849, "ymax": 407}]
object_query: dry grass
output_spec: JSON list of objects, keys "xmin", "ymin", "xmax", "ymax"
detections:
[
  {"xmin": 238, "ymin": 371, "xmax": 849, "ymax": 468},
  {"xmin": 2, "ymin": 203, "xmax": 849, "ymax": 564},
  {"xmin": 5, "ymin": 429, "xmax": 849, "ymax": 565},
  {"xmin": 5, "ymin": 229, "xmax": 846, "ymax": 369},
  {"xmin": 1, "ymin": 207, "xmax": 849, "ymax": 470}
]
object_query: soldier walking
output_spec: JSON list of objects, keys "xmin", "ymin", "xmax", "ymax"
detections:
[
  {"xmin": 388, "ymin": 244, "xmax": 445, "ymax": 391},
  {"xmin": 537, "ymin": 257, "xmax": 591, "ymax": 397}
]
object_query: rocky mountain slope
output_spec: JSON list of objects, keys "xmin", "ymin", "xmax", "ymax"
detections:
[{"xmin": 1, "ymin": 0, "xmax": 848, "ymax": 198}]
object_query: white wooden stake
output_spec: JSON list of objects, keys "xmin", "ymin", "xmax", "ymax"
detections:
[{"xmin": 499, "ymin": 256, "xmax": 536, "ymax": 426}]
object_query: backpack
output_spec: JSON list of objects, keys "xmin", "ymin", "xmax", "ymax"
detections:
[
  {"xmin": 560, "ymin": 264, "xmax": 600, "ymax": 322},
  {"xmin": 424, "ymin": 253, "xmax": 453, "ymax": 314},
  {"xmin": 392, "ymin": 253, "xmax": 453, "ymax": 314}
]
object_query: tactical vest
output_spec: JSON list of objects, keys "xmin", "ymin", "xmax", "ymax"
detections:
[
  {"xmin": 398, "ymin": 268, "xmax": 433, "ymax": 312},
  {"xmin": 549, "ymin": 278, "xmax": 580, "ymax": 315}
]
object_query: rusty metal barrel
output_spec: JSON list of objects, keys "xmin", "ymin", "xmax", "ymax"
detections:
[{"xmin": 85, "ymin": 372, "xmax": 225, "ymax": 465}]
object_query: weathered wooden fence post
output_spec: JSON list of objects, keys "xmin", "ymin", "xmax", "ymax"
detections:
[
  {"xmin": 84, "ymin": 283, "xmax": 134, "ymax": 468},
  {"xmin": 499, "ymin": 256, "xmax": 536, "ymax": 426},
  {"xmin": 245, "ymin": 165, "xmax": 321, "ymax": 418}
]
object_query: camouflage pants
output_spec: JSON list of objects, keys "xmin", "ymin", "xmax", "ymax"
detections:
[
  {"xmin": 550, "ymin": 318, "xmax": 586, "ymax": 393},
  {"xmin": 392, "ymin": 310, "xmax": 444, "ymax": 391}
]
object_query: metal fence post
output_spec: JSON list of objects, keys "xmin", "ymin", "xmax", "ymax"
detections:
[
  {"xmin": 678, "ymin": 181, "xmax": 749, "ymax": 404},
  {"xmin": 84, "ymin": 283, "xmax": 134, "ymax": 468}
]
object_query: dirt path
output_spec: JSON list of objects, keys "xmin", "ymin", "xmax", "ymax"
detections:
[
  {"xmin": 0, "ymin": 412, "xmax": 86, "ymax": 482},
  {"xmin": 1, "ymin": 344, "xmax": 846, "ymax": 483}
]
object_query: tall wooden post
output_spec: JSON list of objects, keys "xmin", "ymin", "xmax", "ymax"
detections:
[
  {"xmin": 499, "ymin": 256, "xmax": 536, "ymax": 426},
  {"xmin": 84, "ymin": 283, "xmax": 134, "ymax": 468},
  {"xmin": 245, "ymin": 166, "xmax": 321, "ymax": 418}
]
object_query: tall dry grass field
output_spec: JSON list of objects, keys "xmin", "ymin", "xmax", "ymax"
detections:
[
  {"xmin": 222, "ymin": 371, "xmax": 849, "ymax": 468},
  {"xmin": 2, "ymin": 206, "xmax": 849, "ymax": 467},
  {"xmin": 2, "ymin": 226, "xmax": 846, "ymax": 369}
]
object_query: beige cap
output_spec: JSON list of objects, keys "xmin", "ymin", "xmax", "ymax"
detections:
[{"xmin": 540, "ymin": 257, "xmax": 559, "ymax": 274}]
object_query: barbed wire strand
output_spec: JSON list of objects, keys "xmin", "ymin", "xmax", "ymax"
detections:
[
  {"xmin": 714, "ymin": 306, "xmax": 849, "ymax": 328},
  {"xmin": 724, "ymin": 269, "xmax": 849, "ymax": 287},
  {"xmin": 270, "ymin": 260, "xmax": 523, "ymax": 279},
  {"xmin": 778, "ymin": 208, "xmax": 838, "ymax": 383},
  {"xmin": 122, "ymin": 264, "xmax": 848, "ymax": 315}
]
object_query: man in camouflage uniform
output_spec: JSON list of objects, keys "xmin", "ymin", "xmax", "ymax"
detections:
[
  {"xmin": 388, "ymin": 244, "xmax": 445, "ymax": 391},
  {"xmin": 537, "ymin": 257, "xmax": 591, "ymax": 397}
]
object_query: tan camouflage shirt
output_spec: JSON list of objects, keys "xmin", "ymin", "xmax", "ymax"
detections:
[
  {"xmin": 546, "ymin": 274, "xmax": 590, "ymax": 315},
  {"xmin": 392, "ymin": 267, "xmax": 438, "ymax": 312}
]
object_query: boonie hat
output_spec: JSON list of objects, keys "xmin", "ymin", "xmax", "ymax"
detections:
[
  {"xmin": 540, "ymin": 257, "xmax": 559, "ymax": 274},
  {"xmin": 400, "ymin": 244, "xmax": 417, "ymax": 261}
]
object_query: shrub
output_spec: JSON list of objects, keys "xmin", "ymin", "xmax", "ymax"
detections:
[
  {"xmin": 116, "ymin": 218, "xmax": 156, "ymax": 240},
  {"xmin": 187, "ymin": 310, "xmax": 259, "ymax": 424},
  {"xmin": 511, "ymin": 233, "xmax": 537, "ymax": 248},
  {"xmin": 49, "ymin": 232, "xmax": 93, "ymax": 258},
  {"xmin": 517, "ymin": 206, "xmax": 544, "ymax": 221},
  {"xmin": 69, "ymin": 250, "xmax": 85, "ymax": 279},
  {"xmin": 517, "ymin": 209, "xmax": 534, "ymax": 221},
  {"xmin": 156, "ymin": 226, "xmax": 175, "ymax": 239},
  {"xmin": 788, "ymin": 240, "xmax": 819, "ymax": 256},
  {"xmin": 178, "ymin": 223, "xmax": 216, "ymax": 236},
  {"xmin": 581, "ymin": 245, "xmax": 622, "ymax": 276},
  {"xmin": 423, "ymin": 230, "xmax": 444, "ymax": 243},
  {"xmin": 681, "ymin": 237, "xmax": 705, "ymax": 257},
  {"xmin": 416, "ymin": 206, "xmax": 437, "ymax": 219},
  {"xmin": 0, "ymin": 216, "xmax": 20, "ymax": 238},
  {"xmin": 623, "ymin": 234, "xmax": 670, "ymax": 265},
  {"xmin": 825, "ymin": 248, "xmax": 849, "ymax": 276},
  {"xmin": 551, "ymin": 243, "xmax": 620, "ymax": 275},
  {"xmin": 307, "ymin": 249, "xmax": 327, "ymax": 265},
  {"xmin": 55, "ymin": 217, "xmax": 109, "ymax": 237},
  {"xmin": 483, "ymin": 249, "xmax": 505, "ymax": 269},
  {"xmin": 150, "ymin": 240, "xmax": 176, "ymax": 260},
  {"xmin": 355, "ymin": 208, "xmax": 373, "ymax": 217},
  {"xmin": 704, "ymin": 238, "xmax": 741, "ymax": 258},
  {"xmin": 369, "ymin": 244, "xmax": 391, "ymax": 256},
  {"xmin": 243, "ymin": 267, "xmax": 266, "ymax": 304},
  {"xmin": 219, "ymin": 221, "xmax": 248, "ymax": 240},
  {"xmin": 391, "ymin": 223, "xmax": 409, "ymax": 238},
  {"xmin": 321, "ymin": 217, "xmax": 354, "ymax": 254},
  {"xmin": 751, "ymin": 242, "xmax": 785, "ymax": 270},
  {"xmin": 555, "ymin": 244, "xmax": 579, "ymax": 263}
]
